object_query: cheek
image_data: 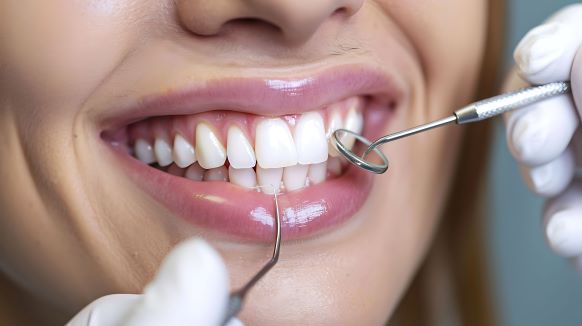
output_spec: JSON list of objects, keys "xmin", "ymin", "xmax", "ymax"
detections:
[
  {"xmin": 0, "ymin": 0, "xmax": 136, "ymax": 103},
  {"xmin": 0, "ymin": 0, "xmax": 147, "ymax": 312},
  {"xmin": 384, "ymin": 0, "xmax": 487, "ymax": 111}
]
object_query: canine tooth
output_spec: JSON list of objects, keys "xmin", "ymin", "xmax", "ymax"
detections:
[
  {"xmin": 308, "ymin": 162, "xmax": 327, "ymax": 185},
  {"xmin": 343, "ymin": 108, "xmax": 364, "ymax": 149},
  {"xmin": 294, "ymin": 112, "xmax": 328, "ymax": 165},
  {"xmin": 154, "ymin": 138, "xmax": 173, "ymax": 167},
  {"xmin": 255, "ymin": 118, "xmax": 297, "ymax": 168},
  {"xmin": 256, "ymin": 166, "xmax": 283, "ymax": 195},
  {"xmin": 283, "ymin": 164, "xmax": 309, "ymax": 192},
  {"xmin": 327, "ymin": 157, "xmax": 342, "ymax": 176},
  {"xmin": 134, "ymin": 139, "xmax": 156, "ymax": 164},
  {"xmin": 204, "ymin": 166, "xmax": 229, "ymax": 182},
  {"xmin": 173, "ymin": 134, "xmax": 197, "ymax": 168},
  {"xmin": 196, "ymin": 123, "xmax": 226, "ymax": 169},
  {"xmin": 185, "ymin": 163, "xmax": 205, "ymax": 181},
  {"xmin": 326, "ymin": 110, "xmax": 343, "ymax": 157},
  {"xmin": 228, "ymin": 166, "xmax": 257, "ymax": 188},
  {"xmin": 227, "ymin": 126, "xmax": 256, "ymax": 169},
  {"xmin": 345, "ymin": 108, "xmax": 364, "ymax": 133}
]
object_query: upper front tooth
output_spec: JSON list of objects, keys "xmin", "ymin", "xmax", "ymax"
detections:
[
  {"xmin": 173, "ymin": 134, "xmax": 196, "ymax": 168},
  {"xmin": 196, "ymin": 123, "xmax": 227, "ymax": 169},
  {"xmin": 255, "ymin": 118, "xmax": 297, "ymax": 169},
  {"xmin": 227, "ymin": 126, "xmax": 256, "ymax": 169},
  {"xmin": 294, "ymin": 112, "xmax": 328, "ymax": 165},
  {"xmin": 154, "ymin": 138, "xmax": 173, "ymax": 167},
  {"xmin": 134, "ymin": 139, "xmax": 156, "ymax": 164}
]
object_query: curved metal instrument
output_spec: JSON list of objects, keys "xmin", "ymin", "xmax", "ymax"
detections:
[
  {"xmin": 333, "ymin": 81, "xmax": 571, "ymax": 174},
  {"xmin": 222, "ymin": 190, "xmax": 282, "ymax": 325}
]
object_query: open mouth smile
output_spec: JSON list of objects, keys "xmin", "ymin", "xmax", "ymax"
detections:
[{"xmin": 101, "ymin": 65, "xmax": 402, "ymax": 241}]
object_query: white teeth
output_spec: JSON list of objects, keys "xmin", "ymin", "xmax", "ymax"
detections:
[
  {"xmin": 308, "ymin": 162, "xmax": 327, "ymax": 185},
  {"xmin": 228, "ymin": 166, "xmax": 257, "ymax": 188},
  {"xmin": 185, "ymin": 163, "xmax": 204, "ymax": 181},
  {"xmin": 256, "ymin": 166, "xmax": 283, "ymax": 195},
  {"xmin": 154, "ymin": 138, "xmax": 173, "ymax": 167},
  {"xmin": 255, "ymin": 118, "xmax": 297, "ymax": 169},
  {"xmin": 136, "ymin": 98, "xmax": 361, "ymax": 191},
  {"xmin": 283, "ymin": 164, "xmax": 309, "ymax": 192},
  {"xmin": 227, "ymin": 126, "xmax": 256, "ymax": 169},
  {"xmin": 204, "ymin": 166, "xmax": 229, "ymax": 182},
  {"xmin": 173, "ymin": 134, "xmax": 197, "ymax": 168},
  {"xmin": 294, "ymin": 112, "xmax": 328, "ymax": 165},
  {"xmin": 196, "ymin": 123, "xmax": 227, "ymax": 169},
  {"xmin": 134, "ymin": 139, "xmax": 156, "ymax": 164},
  {"xmin": 342, "ymin": 108, "xmax": 364, "ymax": 149},
  {"xmin": 326, "ymin": 110, "xmax": 343, "ymax": 157}
]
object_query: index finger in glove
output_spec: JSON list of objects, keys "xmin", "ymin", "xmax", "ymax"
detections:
[{"xmin": 514, "ymin": 4, "xmax": 582, "ymax": 84}]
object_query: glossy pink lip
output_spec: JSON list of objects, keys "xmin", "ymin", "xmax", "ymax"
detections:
[
  {"xmin": 102, "ymin": 65, "xmax": 403, "ymax": 241},
  {"xmin": 115, "ymin": 152, "xmax": 373, "ymax": 241}
]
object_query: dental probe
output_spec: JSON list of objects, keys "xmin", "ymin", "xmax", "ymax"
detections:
[
  {"xmin": 332, "ymin": 81, "xmax": 571, "ymax": 174},
  {"xmin": 222, "ymin": 190, "xmax": 282, "ymax": 325}
]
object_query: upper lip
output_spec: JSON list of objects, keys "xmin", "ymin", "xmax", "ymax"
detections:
[{"xmin": 97, "ymin": 63, "xmax": 404, "ymax": 131}]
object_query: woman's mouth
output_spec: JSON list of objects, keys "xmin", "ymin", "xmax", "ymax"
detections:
[{"xmin": 100, "ymin": 65, "xmax": 402, "ymax": 241}]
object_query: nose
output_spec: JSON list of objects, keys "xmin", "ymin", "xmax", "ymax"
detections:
[{"xmin": 176, "ymin": 0, "xmax": 364, "ymax": 44}]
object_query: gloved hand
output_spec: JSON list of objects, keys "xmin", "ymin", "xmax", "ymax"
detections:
[
  {"xmin": 504, "ymin": 4, "xmax": 582, "ymax": 269},
  {"xmin": 67, "ymin": 238, "xmax": 243, "ymax": 326}
]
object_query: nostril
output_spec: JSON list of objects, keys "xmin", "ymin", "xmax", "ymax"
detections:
[{"xmin": 332, "ymin": 7, "xmax": 348, "ymax": 18}]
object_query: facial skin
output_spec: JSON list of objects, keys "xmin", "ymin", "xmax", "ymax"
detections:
[{"xmin": 0, "ymin": 0, "xmax": 486, "ymax": 324}]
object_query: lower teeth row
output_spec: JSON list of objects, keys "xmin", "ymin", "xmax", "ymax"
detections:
[{"xmin": 159, "ymin": 156, "xmax": 345, "ymax": 194}]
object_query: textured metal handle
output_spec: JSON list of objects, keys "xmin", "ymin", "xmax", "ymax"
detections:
[{"xmin": 455, "ymin": 81, "xmax": 571, "ymax": 124}]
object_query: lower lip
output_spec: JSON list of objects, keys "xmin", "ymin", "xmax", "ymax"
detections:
[{"xmin": 111, "ymin": 148, "xmax": 374, "ymax": 241}]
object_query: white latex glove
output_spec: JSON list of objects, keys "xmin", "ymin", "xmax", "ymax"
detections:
[
  {"xmin": 67, "ymin": 238, "xmax": 243, "ymax": 326},
  {"xmin": 504, "ymin": 4, "xmax": 582, "ymax": 268}
]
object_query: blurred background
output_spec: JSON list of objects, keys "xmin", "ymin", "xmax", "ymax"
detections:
[{"xmin": 488, "ymin": 1, "xmax": 582, "ymax": 325}]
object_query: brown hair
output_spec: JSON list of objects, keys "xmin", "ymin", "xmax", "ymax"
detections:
[{"xmin": 390, "ymin": 0, "xmax": 505, "ymax": 325}]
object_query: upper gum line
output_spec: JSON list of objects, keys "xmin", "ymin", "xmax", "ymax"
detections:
[{"xmin": 127, "ymin": 95, "xmax": 365, "ymax": 148}]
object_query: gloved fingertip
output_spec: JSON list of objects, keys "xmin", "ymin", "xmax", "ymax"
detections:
[
  {"xmin": 506, "ymin": 95, "xmax": 578, "ymax": 166},
  {"xmin": 546, "ymin": 210, "xmax": 582, "ymax": 257},
  {"xmin": 508, "ymin": 110, "xmax": 549, "ymax": 163},
  {"xmin": 514, "ymin": 22, "xmax": 566, "ymax": 80},
  {"xmin": 157, "ymin": 238, "xmax": 229, "ymax": 290},
  {"xmin": 524, "ymin": 149, "xmax": 575, "ymax": 197}
]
